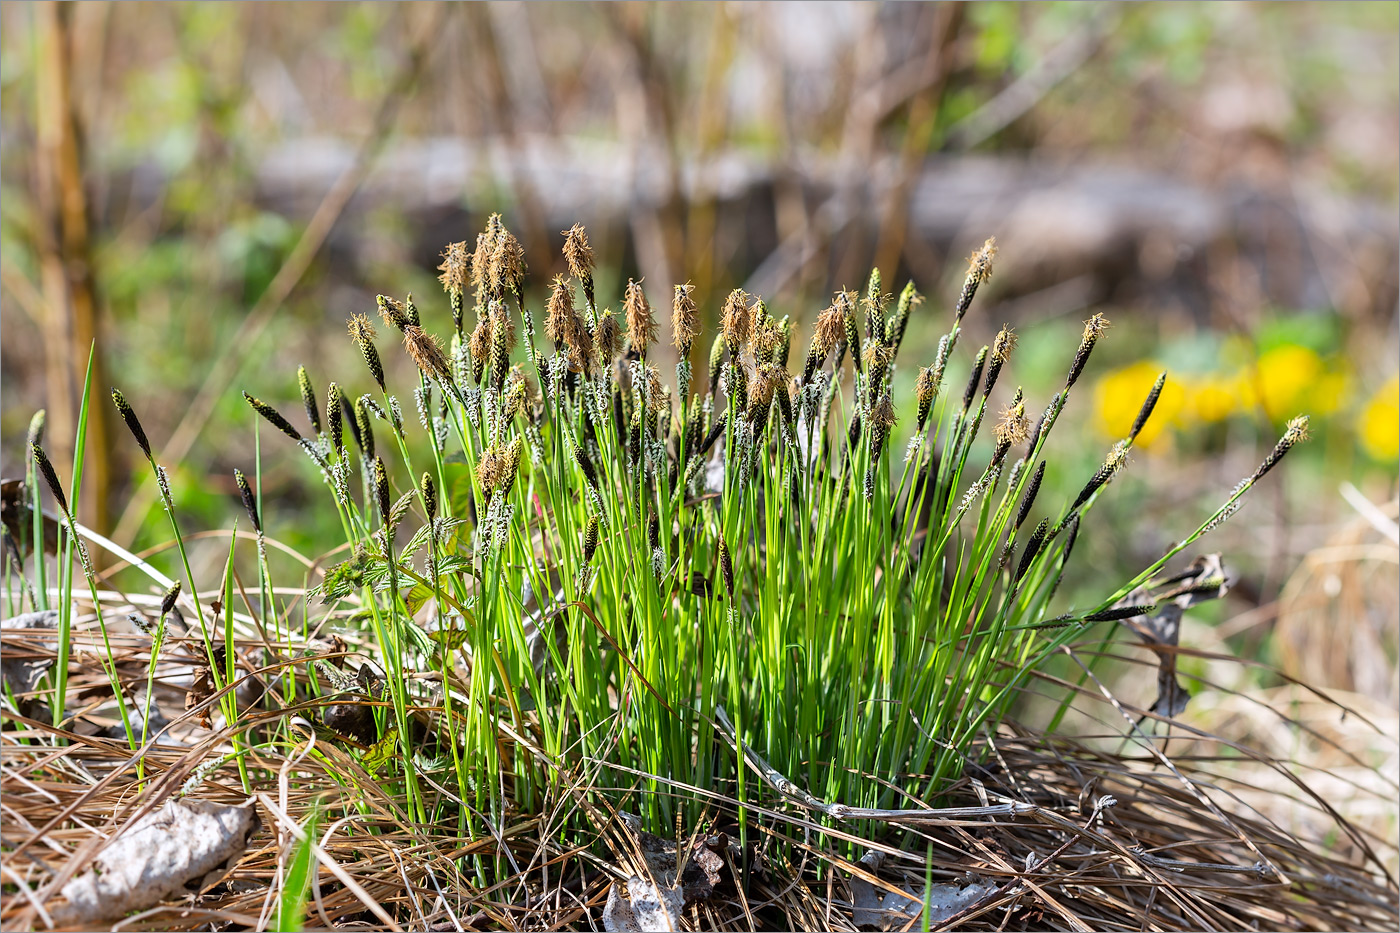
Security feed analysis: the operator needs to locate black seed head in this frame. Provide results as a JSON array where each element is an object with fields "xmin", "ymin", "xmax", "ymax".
[
  {"xmin": 573, "ymin": 444, "xmax": 598, "ymax": 490},
  {"xmin": 354, "ymin": 398, "xmax": 375, "ymax": 460},
  {"xmin": 1085, "ymin": 604, "xmax": 1158, "ymax": 623},
  {"xmin": 956, "ymin": 237, "xmax": 997, "ymax": 320},
  {"xmin": 582, "ymin": 513, "xmax": 601, "ymax": 564},
  {"xmin": 233, "ymin": 468, "xmax": 261, "ymax": 534},
  {"xmin": 1066, "ymin": 314, "xmax": 1109, "ymax": 390},
  {"xmin": 243, "ymin": 392, "xmax": 303, "ymax": 442},
  {"xmin": 298, "ymin": 366, "xmax": 322, "ymax": 435},
  {"xmin": 373, "ymin": 458, "xmax": 392, "ymax": 526},
  {"xmin": 377, "ymin": 295, "xmax": 409, "ymax": 331},
  {"xmin": 160, "ymin": 579, "xmax": 182, "ymax": 616},
  {"xmin": 1014, "ymin": 518, "xmax": 1049, "ymax": 584},
  {"xmin": 1251, "ymin": 415, "xmax": 1310, "ymax": 484},
  {"xmin": 421, "ymin": 472, "xmax": 437, "ymax": 523},
  {"xmin": 889, "ymin": 281, "xmax": 919, "ymax": 354},
  {"xmin": 31, "ymin": 444, "xmax": 68, "ymax": 515},
  {"xmin": 962, "ymin": 347, "xmax": 988, "ymax": 413},
  {"xmin": 983, "ymin": 326, "xmax": 1016, "ymax": 398},
  {"xmin": 111, "ymin": 388, "xmax": 152, "ymax": 460},
  {"xmin": 327, "ymin": 382, "xmax": 344, "ymax": 456},
  {"xmin": 1015, "ymin": 460, "xmax": 1046, "ymax": 530},
  {"xmin": 348, "ymin": 315, "xmax": 386, "ymax": 391},
  {"xmin": 1128, "ymin": 372, "xmax": 1167, "ymax": 443}
]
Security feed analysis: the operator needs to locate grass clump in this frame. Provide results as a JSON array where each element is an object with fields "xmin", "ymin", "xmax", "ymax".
[
  {"xmin": 203, "ymin": 215, "xmax": 1303, "ymax": 843},
  {"xmin": 5, "ymin": 215, "xmax": 1342, "ymax": 931}
]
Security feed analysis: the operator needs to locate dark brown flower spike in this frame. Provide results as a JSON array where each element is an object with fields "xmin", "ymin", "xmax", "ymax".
[
  {"xmin": 30, "ymin": 444, "xmax": 68, "ymax": 515},
  {"xmin": 490, "ymin": 302, "xmax": 516, "ymax": 394},
  {"xmin": 468, "ymin": 317, "xmax": 492, "ymax": 384},
  {"xmin": 890, "ymin": 281, "xmax": 919, "ymax": 353},
  {"xmin": 962, "ymin": 347, "xmax": 988, "ymax": 413},
  {"xmin": 403, "ymin": 325, "xmax": 452, "ymax": 382},
  {"xmin": 340, "ymin": 389, "xmax": 361, "ymax": 452},
  {"xmin": 1066, "ymin": 314, "xmax": 1109, "ymax": 390},
  {"xmin": 492, "ymin": 226, "xmax": 527, "ymax": 301},
  {"xmin": 721, "ymin": 288, "xmax": 751, "ymax": 357},
  {"xmin": 545, "ymin": 275, "xmax": 573, "ymax": 349},
  {"xmin": 111, "ymin": 388, "xmax": 152, "ymax": 460},
  {"xmin": 841, "ymin": 291, "xmax": 862, "ymax": 373},
  {"xmin": 439, "ymin": 240, "xmax": 471, "ymax": 334},
  {"xmin": 372, "ymin": 458, "xmax": 393, "ymax": 528},
  {"xmin": 582, "ymin": 512, "xmax": 601, "ymax": 564},
  {"xmin": 348, "ymin": 315, "xmax": 385, "ymax": 391},
  {"xmin": 233, "ymin": 468, "xmax": 261, "ymax": 534},
  {"xmin": 1026, "ymin": 395, "xmax": 1056, "ymax": 456},
  {"xmin": 298, "ymin": 366, "xmax": 322, "ymax": 435},
  {"xmin": 707, "ymin": 333, "xmax": 725, "ymax": 395},
  {"xmin": 995, "ymin": 391, "xmax": 1029, "ymax": 448},
  {"xmin": 243, "ymin": 392, "xmax": 302, "ymax": 442},
  {"xmin": 500, "ymin": 436, "xmax": 524, "ymax": 500},
  {"xmin": 1128, "ymin": 372, "xmax": 1167, "ymax": 443},
  {"xmin": 775, "ymin": 315, "xmax": 792, "ymax": 368},
  {"xmin": 625, "ymin": 279, "xmax": 657, "ymax": 355},
  {"xmin": 868, "ymin": 393, "xmax": 897, "ymax": 469},
  {"xmin": 563, "ymin": 223, "xmax": 595, "ymax": 310},
  {"xmin": 672, "ymin": 282, "xmax": 699, "ymax": 355},
  {"xmin": 863, "ymin": 268, "xmax": 886, "ymax": 345},
  {"xmin": 718, "ymin": 536, "xmax": 734, "ymax": 598},
  {"xmin": 421, "ymin": 471, "xmax": 437, "ymax": 523},
  {"xmin": 160, "ymin": 580, "xmax": 182, "ymax": 616},
  {"xmin": 1014, "ymin": 518, "xmax": 1049, "ymax": 585},
  {"xmin": 915, "ymin": 366, "xmax": 938, "ymax": 432},
  {"xmin": 1071, "ymin": 441, "xmax": 1129, "ymax": 512},
  {"xmin": 810, "ymin": 300, "xmax": 846, "ymax": 380},
  {"xmin": 595, "ymin": 309, "xmax": 622, "ymax": 366},
  {"xmin": 956, "ymin": 236, "xmax": 997, "ymax": 320},
  {"xmin": 354, "ymin": 398, "xmax": 375, "ymax": 460},
  {"xmin": 983, "ymin": 326, "xmax": 1016, "ymax": 398},
  {"xmin": 327, "ymin": 383, "xmax": 345, "ymax": 455},
  {"xmin": 376, "ymin": 295, "xmax": 409, "ymax": 331},
  {"xmin": 1084, "ymin": 604, "xmax": 1158, "ymax": 623},
  {"xmin": 775, "ymin": 378, "xmax": 794, "ymax": 432},
  {"xmin": 1015, "ymin": 460, "xmax": 1046, "ymax": 530},
  {"xmin": 573, "ymin": 443, "xmax": 599, "ymax": 492},
  {"xmin": 1251, "ymin": 415, "xmax": 1309, "ymax": 484}
]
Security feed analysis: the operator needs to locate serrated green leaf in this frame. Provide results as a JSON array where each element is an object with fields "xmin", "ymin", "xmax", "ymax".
[
  {"xmin": 404, "ymin": 581, "xmax": 435, "ymax": 616},
  {"xmin": 363, "ymin": 725, "xmax": 398, "ymax": 774},
  {"xmin": 427, "ymin": 627, "xmax": 469, "ymax": 650}
]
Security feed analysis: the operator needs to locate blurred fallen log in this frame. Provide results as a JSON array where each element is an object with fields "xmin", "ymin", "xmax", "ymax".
[{"xmin": 195, "ymin": 137, "xmax": 1399, "ymax": 324}]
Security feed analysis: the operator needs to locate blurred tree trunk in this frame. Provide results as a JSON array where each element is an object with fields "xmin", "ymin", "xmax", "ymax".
[{"xmin": 34, "ymin": 0, "xmax": 109, "ymax": 534}]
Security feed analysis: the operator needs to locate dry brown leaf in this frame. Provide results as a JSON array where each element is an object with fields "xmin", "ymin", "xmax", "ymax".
[{"xmin": 1117, "ymin": 554, "xmax": 1231, "ymax": 719}]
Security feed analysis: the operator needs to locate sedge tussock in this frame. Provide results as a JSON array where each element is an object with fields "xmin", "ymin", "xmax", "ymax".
[{"xmin": 5, "ymin": 216, "xmax": 1370, "ymax": 933}]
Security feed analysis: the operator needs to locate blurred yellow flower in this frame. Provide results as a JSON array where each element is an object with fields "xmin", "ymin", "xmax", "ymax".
[
  {"xmin": 1189, "ymin": 375, "xmax": 1241, "ymax": 423},
  {"xmin": 1254, "ymin": 345, "xmax": 1322, "ymax": 420},
  {"xmin": 1311, "ymin": 370, "xmax": 1350, "ymax": 416},
  {"xmin": 1094, "ymin": 360, "xmax": 1184, "ymax": 446},
  {"xmin": 1357, "ymin": 375, "xmax": 1399, "ymax": 463}
]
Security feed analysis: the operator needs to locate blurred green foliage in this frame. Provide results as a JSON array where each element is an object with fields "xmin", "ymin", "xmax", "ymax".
[{"xmin": 1, "ymin": 1, "xmax": 1394, "ymax": 610}]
